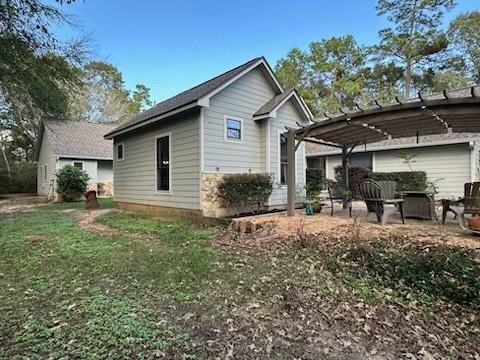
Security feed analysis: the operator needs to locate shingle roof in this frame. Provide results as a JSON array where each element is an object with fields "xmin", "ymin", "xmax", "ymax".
[
  {"xmin": 254, "ymin": 89, "xmax": 295, "ymax": 117},
  {"xmin": 306, "ymin": 131, "xmax": 480, "ymax": 155},
  {"xmin": 42, "ymin": 119, "xmax": 116, "ymax": 159},
  {"xmin": 106, "ymin": 57, "xmax": 265, "ymax": 138}
]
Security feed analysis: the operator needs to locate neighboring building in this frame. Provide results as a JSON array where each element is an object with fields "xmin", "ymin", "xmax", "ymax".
[
  {"xmin": 34, "ymin": 119, "xmax": 116, "ymax": 198},
  {"xmin": 306, "ymin": 132, "xmax": 480, "ymax": 199},
  {"xmin": 104, "ymin": 57, "xmax": 313, "ymax": 218}
]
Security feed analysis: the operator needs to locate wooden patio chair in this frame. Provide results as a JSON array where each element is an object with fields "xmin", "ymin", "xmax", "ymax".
[
  {"xmin": 450, "ymin": 182, "xmax": 480, "ymax": 229},
  {"xmin": 326, "ymin": 180, "xmax": 352, "ymax": 217},
  {"xmin": 359, "ymin": 180, "xmax": 405, "ymax": 225}
]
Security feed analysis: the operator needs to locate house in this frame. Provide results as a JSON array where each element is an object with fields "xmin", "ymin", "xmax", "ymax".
[
  {"xmin": 306, "ymin": 132, "xmax": 480, "ymax": 199},
  {"xmin": 34, "ymin": 119, "xmax": 116, "ymax": 198},
  {"xmin": 104, "ymin": 57, "xmax": 313, "ymax": 218}
]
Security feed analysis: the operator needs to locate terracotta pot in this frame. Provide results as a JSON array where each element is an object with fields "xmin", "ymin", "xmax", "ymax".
[{"xmin": 467, "ymin": 216, "xmax": 480, "ymax": 230}]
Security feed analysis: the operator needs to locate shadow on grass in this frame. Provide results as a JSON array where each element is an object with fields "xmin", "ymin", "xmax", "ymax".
[{"xmin": 339, "ymin": 242, "xmax": 480, "ymax": 308}]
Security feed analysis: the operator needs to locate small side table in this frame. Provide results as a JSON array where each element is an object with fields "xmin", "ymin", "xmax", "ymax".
[
  {"xmin": 401, "ymin": 190, "xmax": 436, "ymax": 220},
  {"xmin": 441, "ymin": 198, "xmax": 464, "ymax": 223}
]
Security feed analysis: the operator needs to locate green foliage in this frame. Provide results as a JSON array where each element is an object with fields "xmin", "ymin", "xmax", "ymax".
[
  {"xmin": 0, "ymin": 162, "xmax": 37, "ymax": 194},
  {"xmin": 368, "ymin": 171, "xmax": 427, "ymax": 191},
  {"xmin": 56, "ymin": 165, "xmax": 89, "ymax": 202},
  {"xmin": 305, "ymin": 168, "xmax": 324, "ymax": 199},
  {"xmin": 275, "ymin": 35, "xmax": 366, "ymax": 115},
  {"xmin": 375, "ymin": 0, "xmax": 455, "ymax": 97},
  {"xmin": 334, "ymin": 164, "xmax": 369, "ymax": 199},
  {"xmin": 218, "ymin": 173, "xmax": 273, "ymax": 214},
  {"xmin": 448, "ymin": 11, "xmax": 480, "ymax": 83}
]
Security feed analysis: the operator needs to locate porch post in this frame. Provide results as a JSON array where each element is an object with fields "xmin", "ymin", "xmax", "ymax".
[
  {"xmin": 342, "ymin": 146, "xmax": 349, "ymax": 209},
  {"xmin": 287, "ymin": 130, "xmax": 296, "ymax": 216}
]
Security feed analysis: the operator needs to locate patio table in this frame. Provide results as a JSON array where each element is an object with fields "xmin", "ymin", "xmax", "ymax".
[{"xmin": 401, "ymin": 190, "xmax": 437, "ymax": 220}]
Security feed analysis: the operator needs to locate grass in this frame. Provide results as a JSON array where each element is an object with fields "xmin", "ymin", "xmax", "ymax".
[
  {"xmin": 1, "ymin": 201, "xmax": 479, "ymax": 358},
  {"xmin": 41, "ymin": 196, "xmax": 114, "ymax": 210}
]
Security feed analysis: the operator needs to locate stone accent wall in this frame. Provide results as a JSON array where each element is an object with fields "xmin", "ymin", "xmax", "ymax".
[
  {"xmin": 97, "ymin": 182, "xmax": 114, "ymax": 197},
  {"xmin": 202, "ymin": 173, "xmax": 229, "ymax": 218}
]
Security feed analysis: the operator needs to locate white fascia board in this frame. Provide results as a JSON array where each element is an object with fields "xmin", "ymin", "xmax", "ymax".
[
  {"xmin": 104, "ymin": 102, "xmax": 199, "ymax": 139},
  {"xmin": 55, "ymin": 154, "xmax": 113, "ymax": 161},
  {"xmin": 306, "ymin": 138, "xmax": 474, "ymax": 157},
  {"xmin": 253, "ymin": 91, "xmax": 312, "ymax": 123},
  {"xmin": 197, "ymin": 58, "xmax": 283, "ymax": 107}
]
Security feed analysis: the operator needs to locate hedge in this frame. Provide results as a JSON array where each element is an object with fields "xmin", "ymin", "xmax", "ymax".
[
  {"xmin": 0, "ymin": 162, "xmax": 37, "ymax": 194},
  {"xmin": 334, "ymin": 164, "xmax": 369, "ymax": 199},
  {"xmin": 305, "ymin": 168, "xmax": 324, "ymax": 199},
  {"xmin": 367, "ymin": 171, "xmax": 427, "ymax": 191},
  {"xmin": 56, "ymin": 165, "xmax": 90, "ymax": 202},
  {"xmin": 218, "ymin": 173, "xmax": 273, "ymax": 214}
]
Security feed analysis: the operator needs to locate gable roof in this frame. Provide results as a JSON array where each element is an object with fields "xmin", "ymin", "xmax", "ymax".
[
  {"xmin": 104, "ymin": 56, "xmax": 284, "ymax": 139},
  {"xmin": 34, "ymin": 119, "xmax": 116, "ymax": 161},
  {"xmin": 253, "ymin": 88, "xmax": 313, "ymax": 121}
]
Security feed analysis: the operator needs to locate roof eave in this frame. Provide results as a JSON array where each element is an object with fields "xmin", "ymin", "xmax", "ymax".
[{"xmin": 104, "ymin": 101, "xmax": 200, "ymax": 139}]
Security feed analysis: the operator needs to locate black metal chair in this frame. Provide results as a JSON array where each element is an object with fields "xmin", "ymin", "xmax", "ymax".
[
  {"xmin": 326, "ymin": 180, "xmax": 352, "ymax": 217},
  {"xmin": 359, "ymin": 180, "xmax": 404, "ymax": 225}
]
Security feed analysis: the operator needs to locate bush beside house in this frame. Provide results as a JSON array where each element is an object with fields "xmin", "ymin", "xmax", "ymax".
[
  {"xmin": 368, "ymin": 171, "xmax": 427, "ymax": 191},
  {"xmin": 0, "ymin": 163, "xmax": 37, "ymax": 194},
  {"xmin": 56, "ymin": 165, "xmax": 90, "ymax": 202},
  {"xmin": 334, "ymin": 164, "xmax": 369, "ymax": 199}
]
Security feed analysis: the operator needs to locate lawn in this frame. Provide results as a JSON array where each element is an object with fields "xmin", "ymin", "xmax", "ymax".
[{"xmin": 0, "ymin": 201, "xmax": 479, "ymax": 358}]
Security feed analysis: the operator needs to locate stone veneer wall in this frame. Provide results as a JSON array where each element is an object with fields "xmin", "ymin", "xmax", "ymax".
[
  {"xmin": 201, "ymin": 173, "xmax": 230, "ymax": 218},
  {"xmin": 84, "ymin": 182, "xmax": 114, "ymax": 197}
]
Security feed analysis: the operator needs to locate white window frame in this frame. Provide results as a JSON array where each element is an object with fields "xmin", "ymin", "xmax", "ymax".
[
  {"xmin": 72, "ymin": 161, "xmax": 84, "ymax": 170},
  {"xmin": 154, "ymin": 132, "xmax": 172, "ymax": 194},
  {"xmin": 116, "ymin": 142, "xmax": 125, "ymax": 162},
  {"xmin": 224, "ymin": 115, "xmax": 243, "ymax": 143}
]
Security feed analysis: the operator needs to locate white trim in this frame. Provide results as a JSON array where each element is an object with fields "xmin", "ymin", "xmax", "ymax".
[
  {"xmin": 55, "ymin": 154, "xmax": 113, "ymax": 161},
  {"xmin": 116, "ymin": 142, "xmax": 125, "ymax": 162},
  {"xmin": 265, "ymin": 118, "xmax": 271, "ymax": 173},
  {"xmin": 224, "ymin": 115, "xmax": 244, "ymax": 143},
  {"xmin": 197, "ymin": 58, "xmax": 283, "ymax": 108},
  {"xmin": 72, "ymin": 160, "xmax": 84, "ymax": 170},
  {"xmin": 154, "ymin": 132, "xmax": 172, "ymax": 195},
  {"xmin": 105, "ymin": 102, "xmax": 198, "ymax": 139},
  {"xmin": 253, "ymin": 90, "xmax": 313, "ymax": 123},
  {"xmin": 199, "ymin": 108, "xmax": 205, "ymax": 210},
  {"xmin": 372, "ymin": 152, "xmax": 376, "ymax": 172},
  {"xmin": 325, "ymin": 156, "xmax": 329, "ymax": 179},
  {"xmin": 470, "ymin": 141, "xmax": 475, "ymax": 182}
]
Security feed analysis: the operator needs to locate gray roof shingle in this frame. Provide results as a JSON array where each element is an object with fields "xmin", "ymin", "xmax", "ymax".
[
  {"xmin": 106, "ymin": 57, "xmax": 265, "ymax": 138},
  {"xmin": 43, "ymin": 119, "xmax": 116, "ymax": 159}
]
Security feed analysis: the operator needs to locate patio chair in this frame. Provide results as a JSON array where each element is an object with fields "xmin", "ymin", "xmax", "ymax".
[
  {"xmin": 450, "ymin": 182, "xmax": 480, "ymax": 229},
  {"xmin": 326, "ymin": 180, "xmax": 352, "ymax": 217},
  {"xmin": 359, "ymin": 180, "xmax": 404, "ymax": 225}
]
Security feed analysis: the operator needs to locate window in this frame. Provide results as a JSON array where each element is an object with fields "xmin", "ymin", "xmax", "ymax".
[
  {"xmin": 349, "ymin": 153, "xmax": 373, "ymax": 170},
  {"xmin": 73, "ymin": 161, "xmax": 83, "ymax": 170},
  {"xmin": 225, "ymin": 116, "xmax": 242, "ymax": 141},
  {"xmin": 117, "ymin": 143, "xmax": 124, "ymax": 161},
  {"xmin": 44, "ymin": 165, "xmax": 47, "ymax": 181},
  {"xmin": 156, "ymin": 135, "xmax": 170, "ymax": 191},
  {"xmin": 280, "ymin": 134, "xmax": 288, "ymax": 184}
]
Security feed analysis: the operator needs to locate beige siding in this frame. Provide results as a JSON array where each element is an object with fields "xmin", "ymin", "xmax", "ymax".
[
  {"xmin": 326, "ymin": 155, "xmax": 342, "ymax": 181},
  {"xmin": 97, "ymin": 160, "xmax": 113, "ymax": 183},
  {"xmin": 58, "ymin": 158, "xmax": 98, "ymax": 182},
  {"xmin": 268, "ymin": 99, "xmax": 308, "ymax": 206},
  {"xmin": 37, "ymin": 133, "xmax": 57, "ymax": 196},
  {"xmin": 113, "ymin": 111, "xmax": 201, "ymax": 210},
  {"xmin": 374, "ymin": 144, "xmax": 470, "ymax": 198},
  {"xmin": 203, "ymin": 67, "xmax": 276, "ymax": 173}
]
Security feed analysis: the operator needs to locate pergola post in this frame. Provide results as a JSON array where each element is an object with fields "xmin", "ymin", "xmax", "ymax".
[
  {"xmin": 287, "ymin": 130, "xmax": 296, "ymax": 216},
  {"xmin": 342, "ymin": 145, "xmax": 349, "ymax": 209}
]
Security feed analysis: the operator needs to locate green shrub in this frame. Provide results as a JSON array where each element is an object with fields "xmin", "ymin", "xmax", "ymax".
[
  {"xmin": 334, "ymin": 164, "xmax": 369, "ymax": 199},
  {"xmin": 56, "ymin": 165, "xmax": 90, "ymax": 202},
  {"xmin": 218, "ymin": 173, "xmax": 273, "ymax": 214},
  {"xmin": 305, "ymin": 168, "xmax": 324, "ymax": 199},
  {"xmin": 0, "ymin": 162, "xmax": 37, "ymax": 194},
  {"xmin": 368, "ymin": 171, "xmax": 427, "ymax": 191}
]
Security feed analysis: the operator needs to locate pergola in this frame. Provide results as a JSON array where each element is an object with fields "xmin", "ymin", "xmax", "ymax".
[{"xmin": 285, "ymin": 86, "xmax": 480, "ymax": 216}]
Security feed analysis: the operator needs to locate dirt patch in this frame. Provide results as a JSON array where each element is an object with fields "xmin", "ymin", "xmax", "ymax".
[
  {"xmin": 0, "ymin": 204, "xmax": 38, "ymax": 217},
  {"xmin": 65, "ymin": 209, "xmax": 118, "ymax": 235}
]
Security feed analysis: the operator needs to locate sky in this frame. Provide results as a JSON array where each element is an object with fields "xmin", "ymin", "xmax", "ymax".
[{"xmin": 55, "ymin": 0, "xmax": 480, "ymax": 103}]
